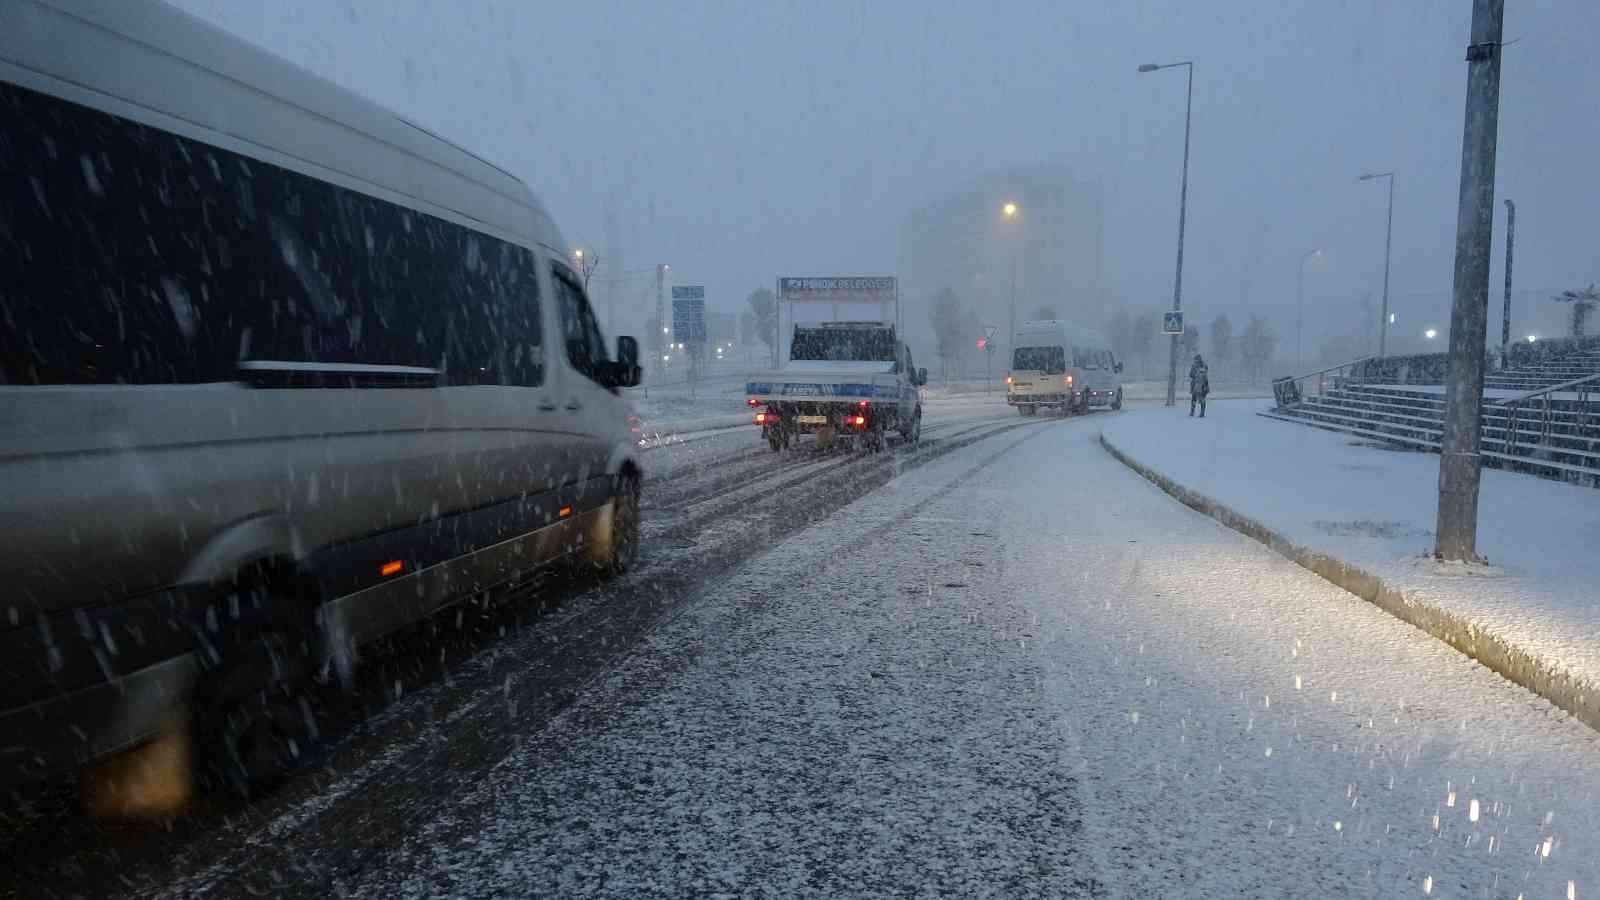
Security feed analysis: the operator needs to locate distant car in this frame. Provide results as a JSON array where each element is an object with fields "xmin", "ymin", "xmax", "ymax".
[
  {"xmin": 1006, "ymin": 320, "xmax": 1123, "ymax": 415},
  {"xmin": 0, "ymin": 0, "xmax": 642, "ymax": 805}
]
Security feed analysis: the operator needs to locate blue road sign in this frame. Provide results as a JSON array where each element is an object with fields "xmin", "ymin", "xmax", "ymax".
[{"xmin": 672, "ymin": 285, "xmax": 707, "ymax": 343}]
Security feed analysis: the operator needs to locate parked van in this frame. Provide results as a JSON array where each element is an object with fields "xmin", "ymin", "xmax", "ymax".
[
  {"xmin": 0, "ymin": 0, "xmax": 643, "ymax": 803},
  {"xmin": 1005, "ymin": 320, "xmax": 1123, "ymax": 415}
]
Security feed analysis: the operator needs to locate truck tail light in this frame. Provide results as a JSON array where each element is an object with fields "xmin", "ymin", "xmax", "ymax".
[
  {"xmin": 850, "ymin": 415, "xmax": 867, "ymax": 427},
  {"xmin": 1063, "ymin": 374, "xmax": 1074, "ymax": 386},
  {"xmin": 747, "ymin": 397, "xmax": 759, "ymax": 407},
  {"xmin": 755, "ymin": 411, "xmax": 774, "ymax": 425}
]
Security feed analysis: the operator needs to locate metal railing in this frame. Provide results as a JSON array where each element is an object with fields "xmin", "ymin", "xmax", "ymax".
[
  {"xmin": 1497, "ymin": 371, "xmax": 1600, "ymax": 456},
  {"xmin": 1271, "ymin": 356, "xmax": 1376, "ymax": 408}
]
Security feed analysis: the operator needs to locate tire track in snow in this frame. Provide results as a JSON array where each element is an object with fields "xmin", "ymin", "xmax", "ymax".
[{"xmin": 19, "ymin": 412, "xmax": 1078, "ymax": 899}]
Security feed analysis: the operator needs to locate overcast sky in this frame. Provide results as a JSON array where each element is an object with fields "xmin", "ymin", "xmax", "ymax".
[{"xmin": 169, "ymin": 0, "xmax": 1599, "ymax": 346}]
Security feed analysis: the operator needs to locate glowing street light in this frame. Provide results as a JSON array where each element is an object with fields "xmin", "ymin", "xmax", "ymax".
[
  {"xmin": 1424, "ymin": 328, "xmax": 1438, "ymax": 340},
  {"xmin": 1527, "ymin": 334, "xmax": 1538, "ymax": 343},
  {"xmin": 571, "ymin": 247, "xmax": 598, "ymax": 290},
  {"xmin": 1002, "ymin": 201, "xmax": 1018, "ymax": 219}
]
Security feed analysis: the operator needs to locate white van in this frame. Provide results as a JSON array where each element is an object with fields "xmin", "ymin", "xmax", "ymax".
[
  {"xmin": 1005, "ymin": 320, "xmax": 1123, "ymax": 415},
  {"xmin": 0, "ymin": 0, "xmax": 643, "ymax": 802}
]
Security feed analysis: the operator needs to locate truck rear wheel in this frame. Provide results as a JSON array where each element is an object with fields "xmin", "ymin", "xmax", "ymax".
[
  {"xmin": 1019, "ymin": 404, "xmax": 1036, "ymax": 417},
  {"xmin": 899, "ymin": 407, "xmax": 922, "ymax": 444},
  {"xmin": 863, "ymin": 424, "xmax": 886, "ymax": 453}
]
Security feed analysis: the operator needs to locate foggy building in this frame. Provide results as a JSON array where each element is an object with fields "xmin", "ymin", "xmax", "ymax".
[{"xmin": 898, "ymin": 164, "xmax": 1104, "ymax": 349}]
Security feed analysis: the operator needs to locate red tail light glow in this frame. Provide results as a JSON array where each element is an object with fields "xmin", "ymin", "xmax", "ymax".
[
  {"xmin": 380, "ymin": 560, "xmax": 404, "ymax": 577},
  {"xmin": 1005, "ymin": 375, "xmax": 1013, "ymax": 385},
  {"xmin": 746, "ymin": 397, "xmax": 759, "ymax": 407},
  {"xmin": 755, "ymin": 411, "xmax": 772, "ymax": 425},
  {"xmin": 852, "ymin": 415, "xmax": 866, "ymax": 427}
]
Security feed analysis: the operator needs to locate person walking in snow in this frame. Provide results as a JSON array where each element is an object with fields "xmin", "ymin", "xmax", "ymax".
[{"xmin": 1188, "ymin": 353, "xmax": 1210, "ymax": 417}]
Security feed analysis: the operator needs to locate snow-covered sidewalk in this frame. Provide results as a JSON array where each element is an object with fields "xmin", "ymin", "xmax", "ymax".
[{"xmin": 1102, "ymin": 399, "xmax": 1600, "ymax": 731}]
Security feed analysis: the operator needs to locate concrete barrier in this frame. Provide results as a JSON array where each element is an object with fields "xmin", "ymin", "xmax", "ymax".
[{"xmin": 1100, "ymin": 430, "xmax": 1600, "ymax": 734}]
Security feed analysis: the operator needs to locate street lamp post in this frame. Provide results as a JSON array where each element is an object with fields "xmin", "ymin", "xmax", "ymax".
[
  {"xmin": 1003, "ymin": 202, "xmax": 1019, "ymax": 355},
  {"xmin": 1138, "ymin": 60, "xmax": 1194, "ymax": 407},
  {"xmin": 1359, "ymin": 172, "xmax": 1395, "ymax": 356},
  {"xmin": 1502, "ymin": 198, "xmax": 1515, "ymax": 367},
  {"xmin": 1295, "ymin": 248, "xmax": 1321, "ymax": 371}
]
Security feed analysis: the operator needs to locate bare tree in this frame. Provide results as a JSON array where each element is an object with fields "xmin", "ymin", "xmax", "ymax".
[
  {"xmin": 1107, "ymin": 308, "xmax": 1134, "ymax": 365},
  {"xmin": 1553, "ymin": 285, "xmax": 1600, "ymax": 338},
  {"xmin": 929, "ymin": 287, "xmax": 966, "ymax": 384},
  {"xmin": 1130, "ymin": 311, "xmax": 1156, "ymax": 376},
  {"xmin": 1239, "ymin": 315, "xmax": 1279, "ymax": 383},
  {"xmin": 1209, "ymin": 313, "xmax": 1234, "ymax": 379},
  {"xmin": 746, "ymin": 288, "xmax": 777, "ymax": 358},
  {"xmin": 740, "ymin": 311, "xmax": 756, "ymax": 363}
]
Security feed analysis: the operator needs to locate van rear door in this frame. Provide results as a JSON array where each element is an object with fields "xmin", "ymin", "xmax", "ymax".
[{"xmin": 1009, "ymin": 344, "xmax": 1065, "ymax": 402}]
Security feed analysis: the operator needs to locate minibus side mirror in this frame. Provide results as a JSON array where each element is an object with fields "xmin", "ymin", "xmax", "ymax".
[{"xmin": 615, "ymin": 336, "xmax": 642, "ymax": 387}]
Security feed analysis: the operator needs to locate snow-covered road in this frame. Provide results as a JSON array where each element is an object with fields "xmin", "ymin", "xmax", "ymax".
[{"xmin": 332, "ymin": 414, "xmax": 1600, "ymax": 898}]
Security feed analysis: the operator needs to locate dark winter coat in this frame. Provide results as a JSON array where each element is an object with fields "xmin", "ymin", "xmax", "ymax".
[{"xmin": 1188, "ymin": 360, "xmax": 1210, "ymax": 397}]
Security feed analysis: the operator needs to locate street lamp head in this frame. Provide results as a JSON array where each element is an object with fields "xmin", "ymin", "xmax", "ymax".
[
  {"xmin": 1424, "ymin": 328, "xmax": 1438, "ymax": 340},
  {"xmin": 573, "ymin": 248, "xmax": 584, "ymax": 259},
  {"xmin": 1002, "ymin": 202, "xmax": 1018, "ymax": 218},
  {"xmin": 1137, "ymin": 63, "xmax": 1160, "ymax": 72}
]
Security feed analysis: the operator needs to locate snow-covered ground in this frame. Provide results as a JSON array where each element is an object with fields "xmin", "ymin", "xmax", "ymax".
[
  {"xmin": 1102, "ymin": 400, "xmax": 1600, "ymax": 707},
  {"xmin": 340, "ymin": 412, "xmax": 1600, "ymax": 898}
]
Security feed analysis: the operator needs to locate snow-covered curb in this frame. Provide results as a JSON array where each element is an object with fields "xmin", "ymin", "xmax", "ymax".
[{"xmin": 1099, "ymin": 429, "xmax": 1600, "ymax": 735}]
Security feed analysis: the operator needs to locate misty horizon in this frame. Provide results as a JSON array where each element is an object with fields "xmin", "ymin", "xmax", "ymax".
[{"xmin": 167, "ymin": 0, "xmax": 1599, "ymax": 365}]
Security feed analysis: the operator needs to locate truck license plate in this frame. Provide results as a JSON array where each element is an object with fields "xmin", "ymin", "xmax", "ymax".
[{"xmin": 797, "ymin": 415, "xmax": 827, "ymax": 425}]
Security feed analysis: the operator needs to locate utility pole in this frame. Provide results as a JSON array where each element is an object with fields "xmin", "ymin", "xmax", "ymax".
[
  {"xmin": 1435, "ymin": 0, "xmax": 1504, "ymax": 562},
  {"xmin": 1502, "ymin": 198, "xmax": 1515, "ymax": 367}
]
